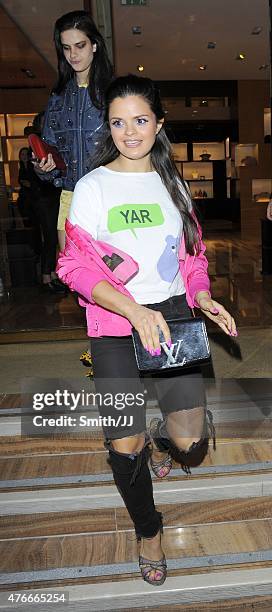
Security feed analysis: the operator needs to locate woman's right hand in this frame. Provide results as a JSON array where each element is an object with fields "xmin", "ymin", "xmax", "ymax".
[
  {"xmin": 32, "ymin": 153, "xmax": 56, "ymax": 173},
  {"xmin": 126, "ymin": 303, "xmax": 171, "ymax": 355},
  {"xmin": 91, "ymin": 281, "xmax": 171, "ymax": 355}
]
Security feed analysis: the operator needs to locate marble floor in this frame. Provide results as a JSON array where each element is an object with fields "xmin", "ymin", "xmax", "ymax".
[
  {"xmin": 0, "ymin": 231, "xmax": 272, "ymax": 388},
  {"xmin": 0, "ymin": 326, "xmax": 272, "ymax": 395},
  {"xmin": 205, "ymin": 234, "xmax": 272, "ymax": 329},
  {"xmin": 1, "ymin": 231, "xmax": 272, "ymax": 335}
]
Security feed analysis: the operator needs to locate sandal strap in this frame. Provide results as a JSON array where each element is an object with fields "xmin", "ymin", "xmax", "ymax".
[
  {"xmin": 149, "ymin": 418, "xmax": 169, "ymax": 451},
  {"xmin": 149, "ymin": 418, "xmax": 172, "ymax": 477},
  {"xmin": 149, "ymin": 418, "xmax": 163, "ymax": 446},
  {"xmin": 139, "ymin": 555, "xmax": 167, "ymax": 570},
  {"xmin": 151, "ymin": 455, "xmax": 172, "ymax": 470}
]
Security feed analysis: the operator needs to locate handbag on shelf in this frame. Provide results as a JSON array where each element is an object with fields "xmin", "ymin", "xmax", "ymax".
[
  {"xmin": 199, "ymin": 150, "xmax": 211, "ymax": 161},
  {"xmin": 132, "ymin": 316, "xmax": 211, "ymax": 372}
]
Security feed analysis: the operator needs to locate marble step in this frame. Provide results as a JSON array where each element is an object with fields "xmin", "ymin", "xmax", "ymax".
[
  {"xmin": 0, "ymin": 402, "xmax": 271, "ymax": 437},
  {"xmin": 1, "ymin": 380, "xmax": 271, "ymax": 608},
  {"xmin": 0, "ymin": 328, "xmax": 86, "ymax": 345},
  {"xmin": 1, "ymin": 439, "xmax": 272, "ymax": 490},
  {"xmin": 0, "ymin": 567, "xmax": 272, "ymax": 610},
  {"xmin": 1, "ymin": 472, "xmax": 272, "ymax": 516},
  {"xmin": 108, "ymin": 595, "xmax": 272, "ymax": 611},
  {"xmin": 1, "ymin": 379, "xmax": 272, "ymax": 439},
  {"xmin": 1, "ymin": 379, "xmax": 272, "ymax": 411},
  {"xmin": 1, "ymin": 516, "xmax": 272, "ymax": 579},
  {"xmin": 1, "ymin": 495, "xmax": 272, "ymax": 537}
]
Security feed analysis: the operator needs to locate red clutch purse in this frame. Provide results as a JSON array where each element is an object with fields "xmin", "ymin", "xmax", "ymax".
[{"xmin": 28, "ymin": 134, "xmax": 66, "ymax": 172}]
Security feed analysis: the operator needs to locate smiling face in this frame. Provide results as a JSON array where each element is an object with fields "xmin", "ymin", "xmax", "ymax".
[
  {"xmin": 61, "ymin": 28, "xmax": 96, "ymax": 83},
  {"xmin": 108, "ymin": 95, "xmax": 163, "ymax": 170}
]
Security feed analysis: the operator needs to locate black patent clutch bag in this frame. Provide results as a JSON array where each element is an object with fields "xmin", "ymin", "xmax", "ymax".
[{"xmin": 132, "ymin": 317, "xmax": 210, "ymax": 372}]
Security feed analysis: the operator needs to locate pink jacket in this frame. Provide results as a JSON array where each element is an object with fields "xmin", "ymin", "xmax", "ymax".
[{"xmin": 56, "ymin": 220, "xmax": 210, "ymax": 337}]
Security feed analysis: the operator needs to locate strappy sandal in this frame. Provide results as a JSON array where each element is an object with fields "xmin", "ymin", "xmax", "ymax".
[
  {"xmin": 149, "ymin": 418, "xmax": 172, "ymax": 478},
  {"xmin": 139, "ymin": 554, "xmax": 167, "ymax": 586}
]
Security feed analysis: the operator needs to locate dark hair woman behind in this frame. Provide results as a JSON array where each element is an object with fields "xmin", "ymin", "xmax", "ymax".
[
  {"xmin": 34, "ymin": 10, "xmax": 113, "ymax": 250},
  {"xmin": 53, "ymin": 10, "xmax": 113, "ymax": 109}
]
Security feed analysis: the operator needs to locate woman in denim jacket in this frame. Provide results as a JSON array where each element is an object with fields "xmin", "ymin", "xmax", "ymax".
[{"xmin": 36, "ymin": 10, "xmax": 113, "ymax": 250}]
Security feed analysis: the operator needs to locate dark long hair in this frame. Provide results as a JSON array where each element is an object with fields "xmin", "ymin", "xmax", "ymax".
[
  {"xmin": 91, "ymin": 74, "xmax": 200, "ymax": 254},
  {"xmin": 53, "ymin": 10, "xmax": 113, "ymax": 108}
]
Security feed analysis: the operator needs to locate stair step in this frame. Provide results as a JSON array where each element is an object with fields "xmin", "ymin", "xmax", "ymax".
[
  {"xmin": 2, "ymin": 462, "xmax": 272, "ymax": 491},
  {"xmin": 1, "ymin": 496, "xmax": 272, "ymax": 538},
  {"xmin": 1, "ymin": 518, "xmax": 272, "ymax": 576},
  {"xmin": 1, "ymin": 380, "xmax": 272, "ymax": 410},
  {"xmin": 1, "ymin": 440, "xmax": 272, "ymax": 490},
  {"xmin": 1, "ymin": 473, "xmax": 272, "ymax": 515},
  {"xmin": 1, "ymin": 385, "xmax": 272, "ymax": 439},
  {"xmin": 1, "ymin": 560, "xmax": 272, "ymax": 591},
  {"xmin": 1, "ymin": 419, "xmax": 272, "ymax": 439},
  {"xmin": 1, "ymin": 555, "xmax": 272, "ymax": 588},
  {"xmin": 1, "ymin": 381, "xmax": 272, "ymax": 609},
  {"xmin": 0, "ymin": 437, "xmax": 104, "ymax": 455},
  {"xmin": 1, "ymin": 435, "xmax": 272, "ymax": 458},
  {"xmin": 0, "ymin": 328, "xmax": 86, "ymax": 344},
  {"xmin": 137, "ymin": 595, "xmax": 272, "ymax": 611},
  {"xmin": 0, "ymin": 567, "xmax": 272, "ymax": 610}
]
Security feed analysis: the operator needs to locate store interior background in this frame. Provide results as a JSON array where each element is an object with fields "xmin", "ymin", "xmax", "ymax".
[
  {"xmin": 2, "ymin": 3, "xmax": 272, "ymax": 608},
  {"xmin": 0, "ymin": 0, "xmax": 272, "ymax": 387}
]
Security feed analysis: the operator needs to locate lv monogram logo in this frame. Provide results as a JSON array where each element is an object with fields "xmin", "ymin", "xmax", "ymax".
[{"xmin": 160, "ymin": 340, "xmax": 186, "ymax": 367}]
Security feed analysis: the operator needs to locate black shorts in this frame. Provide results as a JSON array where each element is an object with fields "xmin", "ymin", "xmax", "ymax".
[{"xmin": 91, "ymin": 294, "xmax": 206, "ymax": 439}]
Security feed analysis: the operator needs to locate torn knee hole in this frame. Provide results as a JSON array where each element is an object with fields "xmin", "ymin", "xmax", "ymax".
[{"xmin": 108, "ymin": 439, "xmax": 147, "ymax": 458}]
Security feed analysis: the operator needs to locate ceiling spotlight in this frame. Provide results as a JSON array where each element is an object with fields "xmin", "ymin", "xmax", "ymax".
[
  {"xmin": 199, "ymin": 64, "xmax": 207, "ymax": 70},
  {"xmin": 236, "ymin": 53, "xmax": 246, "ymax": 60},
  {"xmin": 137, "ymin": 64, "xmax": 144, "ymax": 72},
  {"xmin": 132, "ymin": 26, "xmax": 142, "ymax": 34},
  {"xmin": 251, "ymin": 26, "xmax": 263, "ymax": 35},
  {"xmin": 207, "ymin": 42, "xmax": 216, "ymax": 49}
]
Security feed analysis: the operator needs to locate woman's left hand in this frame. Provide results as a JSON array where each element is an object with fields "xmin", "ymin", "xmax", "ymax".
[{"xmin": 195, "ymin": 291, "xmax": 237, "ymax": 337}]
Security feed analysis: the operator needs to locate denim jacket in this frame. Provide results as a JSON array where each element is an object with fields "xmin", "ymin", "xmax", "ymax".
[
  {"xmin": 56, "ymin": 220, "xmax": 211, "ymax": 338},
  {"xmin": 41, "ymin": 79, "xmax": 104, "ymax": 191}
]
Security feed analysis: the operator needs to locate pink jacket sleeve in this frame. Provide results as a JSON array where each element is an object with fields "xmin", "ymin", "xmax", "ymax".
[
  {"xmin": 188, "ymin": 246, "xmax": 211, "ymax": 306},
  {"xmin": 56, "ymin": 243, "xmax": 116, "ymax": 305},
  {"xmin": 180, "ymin": 231, "xmax": 211, "ymax": 308}
]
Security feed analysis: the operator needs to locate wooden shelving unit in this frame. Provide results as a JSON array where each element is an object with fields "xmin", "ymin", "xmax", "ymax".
[
  {"xmin": 0, "ymin": 113, "xmax": 36, "ymax": 200},
  {"xmin": 172, "ymin": 140, "xmax": 239, "ymax": 202}
]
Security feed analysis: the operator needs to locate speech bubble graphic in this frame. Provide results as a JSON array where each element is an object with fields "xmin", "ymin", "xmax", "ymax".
[{"xmin": 107, "ymin": 203, "xmax": 164, "ymax": 237}]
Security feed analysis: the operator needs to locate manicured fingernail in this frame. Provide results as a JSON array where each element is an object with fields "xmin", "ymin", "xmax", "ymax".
[
  {"xmin": 232, "ymin": 331, "xmax": 238, "ymax": 337},
  {"xmin": 167, "ymin": 339, "xmax": 172, "ymax": 348},
  {"xmin": 150, "ymin": 349, "xmax": 155, "ymax": 356},
  {"xmin": 212, "ymin": 309, "xmax": 219, "ymax": 314},
  {"xmin": 155, "ymin": 348, "xmax": 161, "ymax": 356},
  {"xmin": 144, "ymin": 345, "xmax": 149, "ymax": 351}
]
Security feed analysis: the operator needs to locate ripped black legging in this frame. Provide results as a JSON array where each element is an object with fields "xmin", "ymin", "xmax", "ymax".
[{"xmin": 91, "ymin": 294, "xmax": 214, "ymax": 539}]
